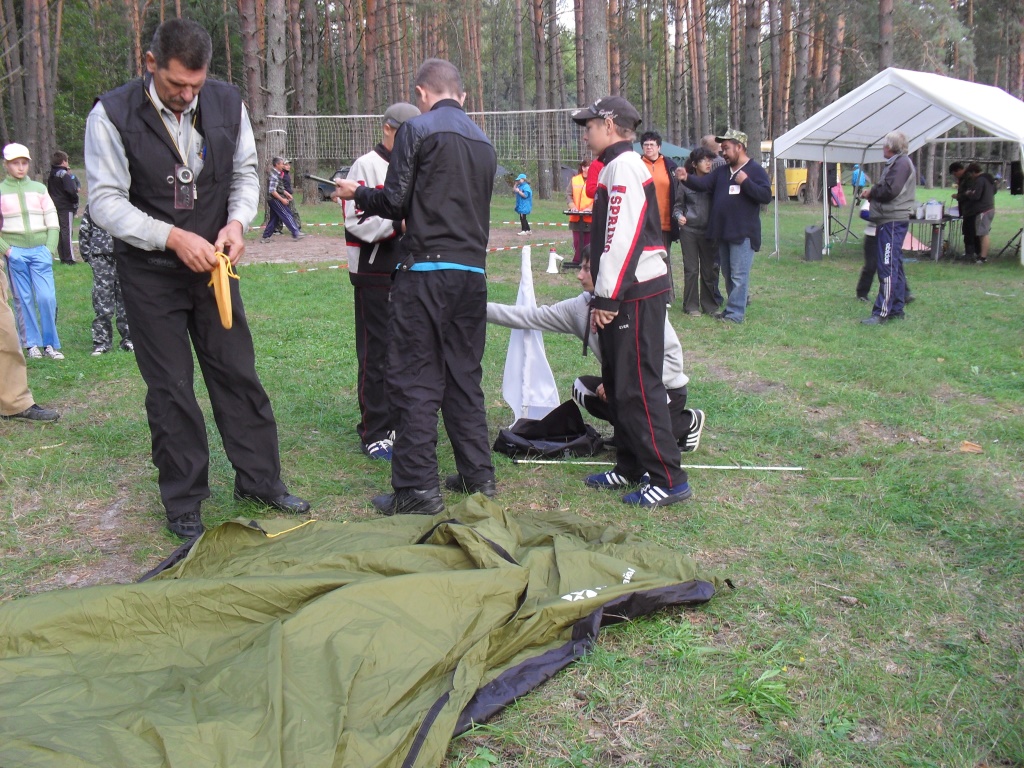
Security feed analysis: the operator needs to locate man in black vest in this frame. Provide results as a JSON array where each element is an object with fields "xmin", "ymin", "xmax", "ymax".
[{"xmin": 84, "ymin": 18, "xmax": 308, "ymax": 539}]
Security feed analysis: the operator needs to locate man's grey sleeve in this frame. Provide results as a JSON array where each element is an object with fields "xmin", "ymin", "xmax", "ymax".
[
  {"xmin": 226, "ymin": 105, "xmax": 259, "ymax": 229},
  {"xmin": 84, "ymin": 102, "xmax": 174, "ymax": 251}
]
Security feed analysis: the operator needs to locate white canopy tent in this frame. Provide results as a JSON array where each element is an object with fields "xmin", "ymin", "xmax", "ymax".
[{"xmin": 771, "ymin": 68, "xmax": 1024, "ymax": 264}]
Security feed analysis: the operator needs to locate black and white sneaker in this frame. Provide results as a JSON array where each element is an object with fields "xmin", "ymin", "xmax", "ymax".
[
  {"xmin": 681, "ymin": 409, "xmax": 705, "ymax": 453},
  {"xmin": 622, "ymin": 481, "xmax": 692, "ymax": 508},
  {"xmin": 584, "ymin": 471, "xmax": 640, "ymax": 489}
]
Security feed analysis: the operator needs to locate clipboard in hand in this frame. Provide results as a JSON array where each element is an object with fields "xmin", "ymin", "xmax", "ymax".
[{"xmin": 208, "ymin": 251, "xmax": 240, "ymax": 329}]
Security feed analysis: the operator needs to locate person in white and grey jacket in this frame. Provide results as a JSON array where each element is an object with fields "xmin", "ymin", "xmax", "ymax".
[
  {"xmin": 486, "ymin": 256, "xmax": 704, "ymax": 452},
  {"xmin": 570, "ymin": 95, "xmax": 692, "ymax": 508},
  {"xmin": 337, "ymin": 101, "xmax": 420, "ymax": 461}
]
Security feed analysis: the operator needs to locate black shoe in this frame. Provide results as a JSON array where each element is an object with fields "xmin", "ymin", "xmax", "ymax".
[
  {"xmin": 444, "ymin": 473, "xmax": 497, "ymax": 498},
  {"xmin": 905, "ymin": 294, "xmax": 915, "ymax": 304},
  {"xmin": 2, "ymin": 403, "xmax": 60, "ymax": 421},
  {"xmin": 862, "ymin": 313, "xmax": 903, "ymax": 325},
  {"xmin": 856, "ymin": 295, "xmax": 870, "ymax": 302},
  {"xmin": 167, "ymin": 509, "xmax": 204, "ymax": 539},
  {"xmin": 233, "ymin": 489, "xmax": 311, "ymax": 514},
  {"xmin": 371, "ymin": 488, "xmax": 445, "ymax": 516}
]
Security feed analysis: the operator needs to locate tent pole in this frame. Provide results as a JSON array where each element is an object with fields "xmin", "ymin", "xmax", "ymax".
[
  {"xmin": 821, "ymin": 149, "xmax": 829, "ymax": 254},
  {"xmin": 774, "ymin": 156, "xmax": 781, "ymax": 259},
  {"xmin": 845, "ymin": 147, "xmax": 870, "ymax": 243}
]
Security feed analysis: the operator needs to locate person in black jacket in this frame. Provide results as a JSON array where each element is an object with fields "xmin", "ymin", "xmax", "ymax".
[
  {"xmin": 963, "ymin": 163, "xmax": 996, "ymax": 263},
  {"xmin": 47, "ymin": 150, "xmax": 80, "ymax": 265},
  {"xmin": 335, "ymin": 59, "xmax": 498, "ymax": 516}
]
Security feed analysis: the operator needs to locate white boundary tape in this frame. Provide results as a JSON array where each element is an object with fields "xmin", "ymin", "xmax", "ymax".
[{"xmin": 511, "ymin": 458, "xmax": 805, "ymax": 471}]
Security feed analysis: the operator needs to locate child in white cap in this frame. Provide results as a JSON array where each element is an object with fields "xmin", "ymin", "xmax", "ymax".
[{"xmin": 0, "ymin": 143, "xmax": 63, "ymax": 360}]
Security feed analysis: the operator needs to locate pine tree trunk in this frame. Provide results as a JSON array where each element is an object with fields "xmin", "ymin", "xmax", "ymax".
[
  {"xmin": 693, "ymin": 0, "xmax": 710, "ymax": 137},
  {"xmin": 608, "ymin": 0, "xmax": 621, "ymax": 95},
  {"xmin": 363, "ymin": 0, "xmax": 378, "ymax": 110},
  {"xmin": 582, "ymin": 0, "xmax": 609, "ymax": 100},
  {"xmin": 574, "ymin": 0, "xmax": 585, "ymax": 105},
  {"xmin": 792, "ymin": 0, "xmax": 809, "ymax": 124},
  {"xmin": 639, "ymin": 1, "xmax": 650, "ymax": 125},
  {"xmin": 741, "ymin": 0, "xmax": 762, "ymax": 151},
  {"xmin": 341, "ymin": 0, "xmax": 360, "ymax": 112},
  {"xmin": 729, "ymin": 0, "xmax": 740, "ymax": 127},
  {"xmin": 878, "ymin": 0, "xmax": 892, "ymax": 70},
  {"xmin": 674, "ymin": 0, "xmax": 687, "ymax": 142},
  {"xmin": 531, "ymin": 0, "xmax": 551, "ymax": 198},
  {"xmin": 514, "ymin": 0, "xmax": 526, "ymax": 109}
]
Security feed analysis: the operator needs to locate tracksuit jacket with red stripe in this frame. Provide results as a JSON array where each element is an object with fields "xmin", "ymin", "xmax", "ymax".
[{"xmin": 588, "ymin": 141, "xmax": 672, "ymax": 313}]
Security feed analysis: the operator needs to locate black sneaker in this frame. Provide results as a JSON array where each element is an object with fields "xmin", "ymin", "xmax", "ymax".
[
  {"xmin": 166, "ymin": 509, "xmax": 204, "ymax": 539},
  {"xmin": 444, "ymin": 474, "xmax": 497, "ymax": 498},
  {"xmin": 682, "ymin": 409, "xmax": 705, "ymax": 452},
  {"xmin": 2, "ymin": 403, "xmax": 60, "ymax": 422},
  {"xmin": 372, "ymin": 488, "xmax": 445, "ymax": 516}
]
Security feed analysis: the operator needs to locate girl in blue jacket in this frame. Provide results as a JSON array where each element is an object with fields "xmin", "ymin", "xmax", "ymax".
[{"xmin": 514, "ymin": 173, "xmax": 533, "ymax": 234}]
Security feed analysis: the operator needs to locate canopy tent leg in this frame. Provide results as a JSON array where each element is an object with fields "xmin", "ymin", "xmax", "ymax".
[{"xmin": 773, "ymin": 157, "xmax": 781, "ymax": 259}]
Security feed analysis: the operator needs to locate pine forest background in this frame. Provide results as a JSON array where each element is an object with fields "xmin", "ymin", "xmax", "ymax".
[{"xmin": 3, "ymin": 0, "xmax": 1024, "ymax": 202}]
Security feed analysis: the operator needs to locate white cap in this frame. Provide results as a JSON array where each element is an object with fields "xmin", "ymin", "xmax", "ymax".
[{"xmin": 3, "ymin": 143, "xmax": 31, "ymax": 161}]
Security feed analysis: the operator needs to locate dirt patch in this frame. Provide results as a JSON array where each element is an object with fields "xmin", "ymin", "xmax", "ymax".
[
  {"xmin": 702, "ymin": 361, "xmax": 787, "ymax": 396},
  {"xmin": 238, "ymin": 224, "xmax": 576, "ymax": 268}
]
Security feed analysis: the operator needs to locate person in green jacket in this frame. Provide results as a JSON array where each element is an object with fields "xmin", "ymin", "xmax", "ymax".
[{"xmin": 0, "ymin": 143, "xmax": 63, "ymax": 360}]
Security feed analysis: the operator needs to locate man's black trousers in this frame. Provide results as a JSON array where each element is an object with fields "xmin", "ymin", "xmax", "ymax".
[
  {"xmin": 596, "ymin": 294, "xmax": 686, "ymax": 489},
  {"xmin": 118, "ymin": 260, "xmax": 287, "ymax": 517},
  {"xmin": 353, "ymin": 283, "xmax": 393, "ymax": 445},
  {"xmin": 386, "ymin": 269, "xmax": 494, "ymax": 491},
  {"xmin": 57, "ymin": 209, "xmax": 76, "ymax": 264},
  {"xmin": 574, "ymin": 375, "xmax": 690, "ymax": 446}
]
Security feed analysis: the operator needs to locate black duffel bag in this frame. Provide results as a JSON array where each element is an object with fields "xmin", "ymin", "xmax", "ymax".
[{"xmin": 492, "ymin": 400, "xmax": 605, "ymax": 459}]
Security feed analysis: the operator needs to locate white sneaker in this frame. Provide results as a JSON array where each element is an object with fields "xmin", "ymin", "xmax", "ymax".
[
  {"xmin": 26, "ymin": 346, "xmax": 43, "ymax": 359},
  {"xmin": 92, "ymin": 346, "xmax": 110, "ymax": 356},
  {"xmin": 44, "ymin": 345, "xmax": 65, "ymax": 360}
]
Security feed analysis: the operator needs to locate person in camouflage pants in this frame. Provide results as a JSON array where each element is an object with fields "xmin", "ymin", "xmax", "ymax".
[{"xmin": 78, "ymin": 207, "xmax": 132, "ymax": 355}]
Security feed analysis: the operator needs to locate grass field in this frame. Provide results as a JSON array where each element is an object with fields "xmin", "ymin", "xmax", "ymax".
[{"xmin": 2, "ymin": 190, "xmax": 1022, "ymax": 767}]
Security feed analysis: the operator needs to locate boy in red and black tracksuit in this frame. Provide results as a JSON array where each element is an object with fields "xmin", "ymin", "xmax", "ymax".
[{"xmin": 572, "ymin": 96, "xmax": 690, "ymax": 508}]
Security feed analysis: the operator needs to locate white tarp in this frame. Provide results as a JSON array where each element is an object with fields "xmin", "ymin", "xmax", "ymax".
[
  {"xmin": 502, "ymin": 246, "xmax": 560, "ymax": 423},
  {"xmin": 770, "ymin": 68, "xmax": 1024, "ymax": 263}
]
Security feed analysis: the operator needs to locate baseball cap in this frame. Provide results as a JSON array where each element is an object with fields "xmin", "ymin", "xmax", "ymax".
[
  {"xmin": 3, "ymin": 143, "xmax": 31, "ymax": 161},
  {"xmin": 715, "ymin": 129, "xmax": 748, "ymax": 146},
  {"xmin": 571, "ymin": 96, "xmax": 642, "ymax": 130},
  {"xmin": 383, "ymin": 102, "xmax": 420, "ymax": 128},
  {"xmin": 516, "ymin": 173, "xmax": 527, "ymax": 181}
]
